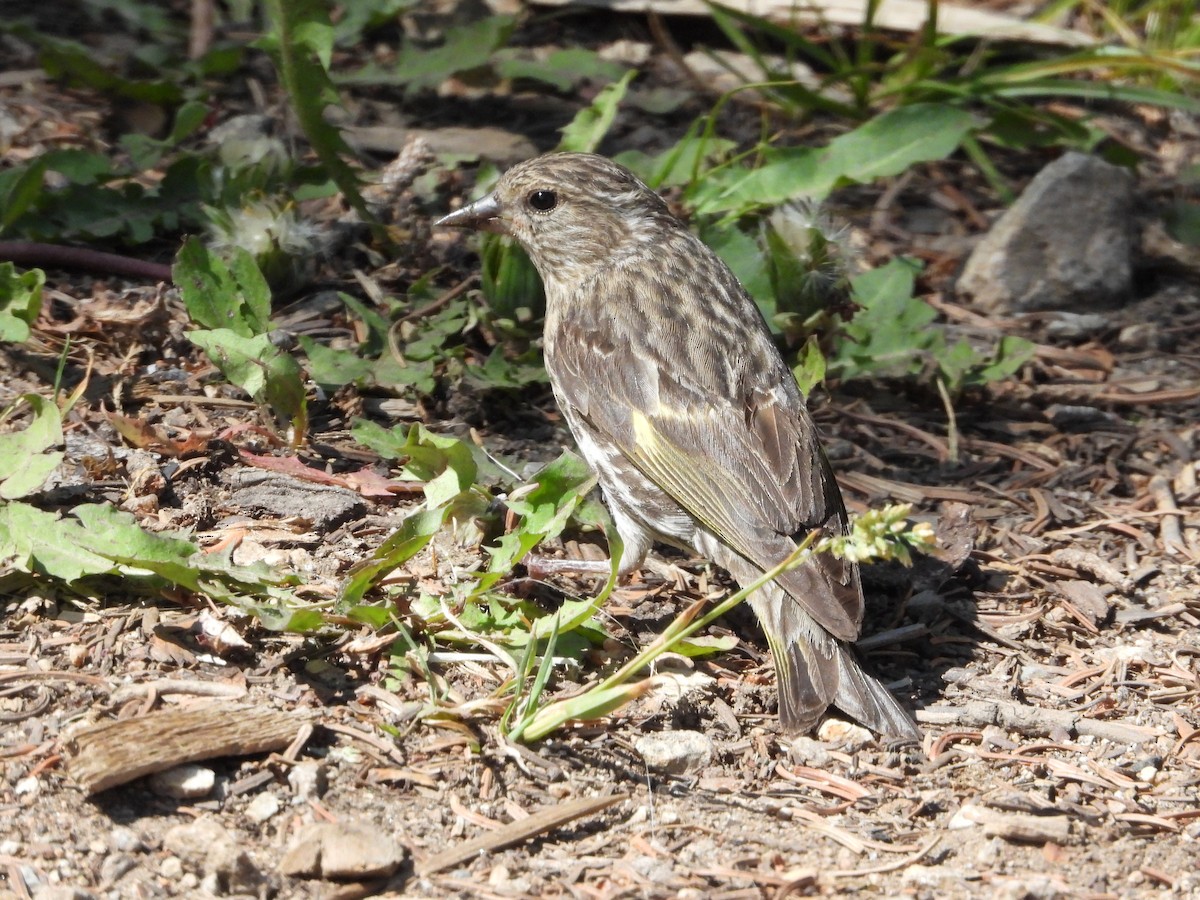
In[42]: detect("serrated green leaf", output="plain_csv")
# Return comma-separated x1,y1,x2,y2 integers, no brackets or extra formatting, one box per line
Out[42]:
189,328,307,432
0,159,48,234
0,264,44,344
792,335,827,395
0,394,63,499
175,238,272,337
0,502,116,583
298,335,374,390
557,69,637,154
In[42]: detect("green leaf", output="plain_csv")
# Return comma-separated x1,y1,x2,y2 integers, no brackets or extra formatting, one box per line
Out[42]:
835,258,939,379
822,103,975,184
14,25,184,104
963,335,1035,388
0,159,48,234
557,69,637,153
174,238,272,337
259,0,373,227
69,504,202,585
352,421,478,486
792,335,827,395
0,502,117,583
338,16,516,92
298,335,374,390
340,505,452,605
0,394,63,499
189,328,307,432
227,246,273,333
493,48,627,92
483,452,597,583
480,235,544,322
690,104,975,215
0,264,45,344
614,131,736,189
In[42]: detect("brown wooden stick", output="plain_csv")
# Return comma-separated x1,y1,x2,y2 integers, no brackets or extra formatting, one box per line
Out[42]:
0,241,173,282
416,794,626,875
64,705,305,794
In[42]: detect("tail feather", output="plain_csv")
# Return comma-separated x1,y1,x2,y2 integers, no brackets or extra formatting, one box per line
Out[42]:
706,537,918,739
828,642,921,740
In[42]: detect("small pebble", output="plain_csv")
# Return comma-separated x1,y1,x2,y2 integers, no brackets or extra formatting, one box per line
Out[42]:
288,760,327,803
786,736,830,767
245,792,281,823
159,857,184,880
149,765,215,800
817,719,873,749
108,827,143,854
634,731,714,775
15,776,40,798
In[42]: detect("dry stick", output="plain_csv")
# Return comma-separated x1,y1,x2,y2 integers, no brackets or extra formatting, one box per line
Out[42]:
1093,386,1200,404
916,698,1156,744
387,275,478,366
417,794,627,876
935,376,959,464
0,241,173,281
110,678,249,704
1147,474,1187,554
647,11,715,100
827,836,942,879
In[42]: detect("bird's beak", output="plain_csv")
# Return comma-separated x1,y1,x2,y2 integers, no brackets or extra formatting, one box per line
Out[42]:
435,192,508,234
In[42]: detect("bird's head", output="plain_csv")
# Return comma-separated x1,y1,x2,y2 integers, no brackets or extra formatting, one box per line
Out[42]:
436,152,676,284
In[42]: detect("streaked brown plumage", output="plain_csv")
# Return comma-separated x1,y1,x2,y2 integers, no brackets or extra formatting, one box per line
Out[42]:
437,152,918,739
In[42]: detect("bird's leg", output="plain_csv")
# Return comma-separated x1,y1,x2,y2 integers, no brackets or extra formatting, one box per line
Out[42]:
526,509,652,581
524,554,615,580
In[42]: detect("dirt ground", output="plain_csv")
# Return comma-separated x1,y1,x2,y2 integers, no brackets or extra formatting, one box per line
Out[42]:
2,5,1199,900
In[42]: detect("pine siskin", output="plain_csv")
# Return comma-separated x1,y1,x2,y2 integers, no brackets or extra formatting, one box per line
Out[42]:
437,153,919,739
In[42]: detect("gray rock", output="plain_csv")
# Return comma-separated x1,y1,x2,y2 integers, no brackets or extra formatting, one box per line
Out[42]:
279,821,407,880
226,471,367,532
162,818,263,894
957,153,1135,313
634,730,714,775
244,791,281,823
98,853,138,887
107,827,144,854
287,760,328,803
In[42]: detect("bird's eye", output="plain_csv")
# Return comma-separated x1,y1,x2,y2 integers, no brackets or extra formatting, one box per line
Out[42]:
527,190,558,212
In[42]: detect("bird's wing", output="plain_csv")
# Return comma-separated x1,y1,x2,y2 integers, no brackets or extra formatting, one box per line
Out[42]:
551,276,862,640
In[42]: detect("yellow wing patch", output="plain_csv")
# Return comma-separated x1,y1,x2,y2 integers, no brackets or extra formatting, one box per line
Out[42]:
626,409,763,564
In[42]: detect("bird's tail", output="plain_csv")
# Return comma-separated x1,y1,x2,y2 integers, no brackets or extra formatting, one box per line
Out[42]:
752,588,920,740
701,538,919,739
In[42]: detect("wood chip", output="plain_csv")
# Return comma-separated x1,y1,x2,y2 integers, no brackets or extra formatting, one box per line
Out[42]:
916,699,1158,744
64,705,304,794
416,794,627,876
981,811,1073,844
